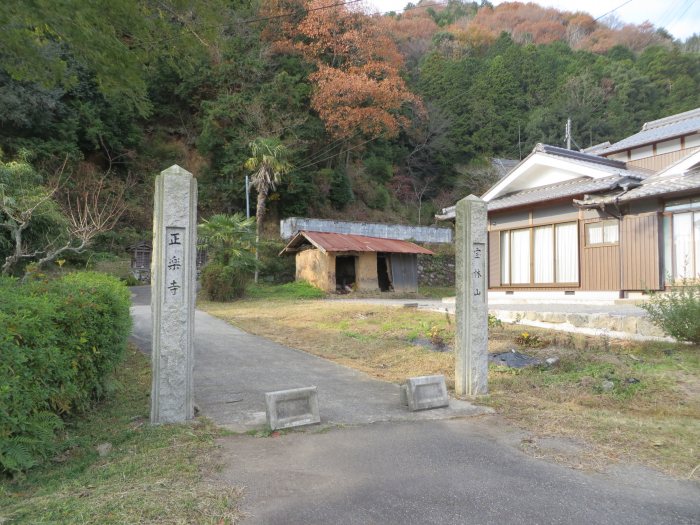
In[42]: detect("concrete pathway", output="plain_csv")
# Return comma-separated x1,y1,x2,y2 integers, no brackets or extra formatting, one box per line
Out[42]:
129,287,699,524
130,286,487,431
216,420,699,525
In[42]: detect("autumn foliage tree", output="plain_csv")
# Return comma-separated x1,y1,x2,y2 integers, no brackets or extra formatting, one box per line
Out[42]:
262,0,423,144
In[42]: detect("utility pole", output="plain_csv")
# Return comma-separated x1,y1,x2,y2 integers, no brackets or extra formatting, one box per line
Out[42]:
566,118,572,150
245,175,250,219
518,123,522,160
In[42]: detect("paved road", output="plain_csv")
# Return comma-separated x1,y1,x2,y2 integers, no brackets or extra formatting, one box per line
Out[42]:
217,420,699,525
129,287,699,524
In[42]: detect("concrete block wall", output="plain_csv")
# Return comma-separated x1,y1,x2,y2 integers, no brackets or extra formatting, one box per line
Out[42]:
280,217,453,244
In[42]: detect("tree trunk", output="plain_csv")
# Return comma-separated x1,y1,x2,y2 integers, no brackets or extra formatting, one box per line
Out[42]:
254,186,268,284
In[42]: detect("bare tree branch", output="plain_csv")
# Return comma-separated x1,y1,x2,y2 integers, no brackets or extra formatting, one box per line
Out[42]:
1,158,129,277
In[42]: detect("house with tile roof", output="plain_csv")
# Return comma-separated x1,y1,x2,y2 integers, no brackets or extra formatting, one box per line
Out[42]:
438,108,700,299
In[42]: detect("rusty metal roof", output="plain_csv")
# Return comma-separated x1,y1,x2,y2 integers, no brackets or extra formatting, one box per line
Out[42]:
280,231,434,255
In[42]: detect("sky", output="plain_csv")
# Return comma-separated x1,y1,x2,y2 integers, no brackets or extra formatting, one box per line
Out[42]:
366,0,700,40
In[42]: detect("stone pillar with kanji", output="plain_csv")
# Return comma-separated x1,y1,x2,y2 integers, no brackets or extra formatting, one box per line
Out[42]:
150,165,197,424
455,195,488,396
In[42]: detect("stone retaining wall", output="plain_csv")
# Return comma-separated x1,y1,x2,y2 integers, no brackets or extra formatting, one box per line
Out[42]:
418,253,455,287
492,310,667,339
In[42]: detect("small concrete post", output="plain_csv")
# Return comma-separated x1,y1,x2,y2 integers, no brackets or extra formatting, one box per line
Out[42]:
151,165,197,424
455,195,488,396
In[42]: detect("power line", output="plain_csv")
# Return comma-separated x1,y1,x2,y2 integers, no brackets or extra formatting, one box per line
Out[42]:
658,0,688,27
134,0,452,49
665,0,697,33
594,0,635,22
132,0,367,48
292,134,381,173
245,0,364,24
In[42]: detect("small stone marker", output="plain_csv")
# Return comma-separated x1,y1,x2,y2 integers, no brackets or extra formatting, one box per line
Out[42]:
265,386,321,430
405,375,449,411
151,165,197,424
455,195,489,396
400,384,409,406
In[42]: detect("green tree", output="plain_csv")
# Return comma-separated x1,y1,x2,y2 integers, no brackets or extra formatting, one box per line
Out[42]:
198,213,256,267
244,138,292,282
198,213,257,300
467,55,525,158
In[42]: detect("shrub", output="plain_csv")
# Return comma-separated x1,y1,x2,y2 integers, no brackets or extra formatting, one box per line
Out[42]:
258,240,295,284
641,283,700,344
329,168,354,209
201,263,250,301
364,157,393,182
488,314,502,329
367,184,390,210
0,272,131,474
198,214,256,301
515,331,545,348
44,272,132,407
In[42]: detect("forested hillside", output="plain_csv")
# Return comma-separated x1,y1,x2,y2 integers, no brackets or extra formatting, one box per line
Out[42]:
2,0,700,257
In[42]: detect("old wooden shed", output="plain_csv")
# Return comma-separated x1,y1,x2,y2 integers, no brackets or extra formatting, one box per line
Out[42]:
280,231,433,293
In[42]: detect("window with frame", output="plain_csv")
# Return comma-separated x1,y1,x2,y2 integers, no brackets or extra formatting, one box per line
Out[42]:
664,199,700,281
500,222,579,285
585,220,619,246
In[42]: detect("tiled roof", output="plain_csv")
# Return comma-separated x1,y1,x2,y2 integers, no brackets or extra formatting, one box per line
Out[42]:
538,144,627,168
436,176,629,219
576,170,700,206
582,141,611,154
601,108,700,154
487,175,623,211
280,231,434,255
436,145,650,219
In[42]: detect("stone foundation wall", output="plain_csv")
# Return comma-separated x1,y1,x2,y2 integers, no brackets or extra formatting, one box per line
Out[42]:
418,253,455,287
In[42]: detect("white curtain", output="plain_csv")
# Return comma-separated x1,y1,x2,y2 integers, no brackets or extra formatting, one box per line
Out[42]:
674,213,693,279
694,212,700,279
500,232,510,285
555,223,578,283
511,229,530,284
534,226,553,283
587,224,603,244
604,221,619,243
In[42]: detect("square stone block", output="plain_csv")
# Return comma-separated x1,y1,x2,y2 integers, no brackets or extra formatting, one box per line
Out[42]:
406,375,449,411
400,384,408,406
265,386,320,430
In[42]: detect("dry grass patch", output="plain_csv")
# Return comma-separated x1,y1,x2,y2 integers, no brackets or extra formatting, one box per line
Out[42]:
200,298,700,478
201,299,455,385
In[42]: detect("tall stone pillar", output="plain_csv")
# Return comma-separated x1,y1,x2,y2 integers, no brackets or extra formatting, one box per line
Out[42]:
455,195,488,396
151,165,197,424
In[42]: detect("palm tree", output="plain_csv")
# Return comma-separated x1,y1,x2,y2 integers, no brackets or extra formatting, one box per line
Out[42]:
244,137,292,282
198,213,256,268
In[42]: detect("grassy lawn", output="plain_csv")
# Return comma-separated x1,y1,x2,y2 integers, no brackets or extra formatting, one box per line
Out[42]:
200,296,700,478
0,346,242,525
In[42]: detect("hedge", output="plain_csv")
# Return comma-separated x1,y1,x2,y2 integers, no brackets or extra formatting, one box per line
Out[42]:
0,272,131,474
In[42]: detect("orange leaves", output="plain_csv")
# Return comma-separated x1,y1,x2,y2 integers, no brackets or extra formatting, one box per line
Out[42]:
260,0,421,141
310,64,417,140
445,2,667,53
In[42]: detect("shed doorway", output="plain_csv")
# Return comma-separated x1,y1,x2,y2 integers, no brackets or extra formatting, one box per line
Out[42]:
377,253,393,292
336,255,356,292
